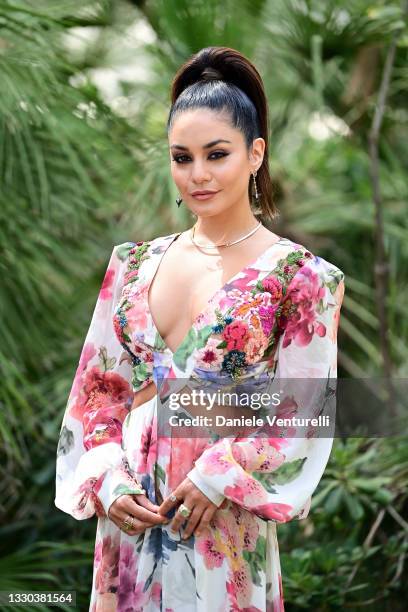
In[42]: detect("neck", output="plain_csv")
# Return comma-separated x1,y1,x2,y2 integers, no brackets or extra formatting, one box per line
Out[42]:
192,209,260,244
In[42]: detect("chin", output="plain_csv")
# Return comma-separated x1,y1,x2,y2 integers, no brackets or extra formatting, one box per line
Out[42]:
191,208,224,218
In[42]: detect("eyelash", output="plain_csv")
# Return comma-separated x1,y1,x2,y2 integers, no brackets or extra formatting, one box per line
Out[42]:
171,151,229,164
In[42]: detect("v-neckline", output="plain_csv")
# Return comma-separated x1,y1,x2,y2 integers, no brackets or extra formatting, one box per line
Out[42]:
146,231,285,357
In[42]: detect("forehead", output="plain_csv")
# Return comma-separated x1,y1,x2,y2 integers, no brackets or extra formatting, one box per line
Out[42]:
169,108,239,146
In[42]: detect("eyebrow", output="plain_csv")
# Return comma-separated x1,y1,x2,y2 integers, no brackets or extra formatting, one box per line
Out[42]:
170,139,232,151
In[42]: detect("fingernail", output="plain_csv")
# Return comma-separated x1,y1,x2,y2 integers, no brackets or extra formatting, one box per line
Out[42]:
195,531,201,537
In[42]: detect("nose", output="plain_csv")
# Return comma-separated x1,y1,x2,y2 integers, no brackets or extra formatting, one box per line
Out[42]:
190,159,211,184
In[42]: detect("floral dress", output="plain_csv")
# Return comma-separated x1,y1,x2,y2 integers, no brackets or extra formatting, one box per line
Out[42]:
55,231,345,612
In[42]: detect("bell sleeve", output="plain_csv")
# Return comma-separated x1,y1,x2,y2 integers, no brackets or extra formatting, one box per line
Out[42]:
187,256,345,522
54,243,146,521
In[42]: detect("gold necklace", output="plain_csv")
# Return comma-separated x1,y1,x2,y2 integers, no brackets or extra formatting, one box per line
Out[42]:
190,221,262,250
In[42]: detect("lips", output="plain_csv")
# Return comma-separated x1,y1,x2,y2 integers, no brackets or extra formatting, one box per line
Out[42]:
191,190,219,196
191,191,220,201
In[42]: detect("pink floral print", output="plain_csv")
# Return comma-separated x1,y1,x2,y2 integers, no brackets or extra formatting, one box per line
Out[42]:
196,337,224,369
223,320,250,351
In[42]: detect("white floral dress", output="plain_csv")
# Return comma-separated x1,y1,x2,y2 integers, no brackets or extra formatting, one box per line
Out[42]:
55,232,345,611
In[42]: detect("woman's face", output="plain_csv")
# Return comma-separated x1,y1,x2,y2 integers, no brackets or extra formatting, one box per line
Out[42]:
168,108,264,218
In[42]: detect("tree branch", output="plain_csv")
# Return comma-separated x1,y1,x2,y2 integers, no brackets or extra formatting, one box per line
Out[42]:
367,0,408,413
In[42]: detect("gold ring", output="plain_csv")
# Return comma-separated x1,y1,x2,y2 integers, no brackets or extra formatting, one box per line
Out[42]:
122,514,134,531
178,504,191,518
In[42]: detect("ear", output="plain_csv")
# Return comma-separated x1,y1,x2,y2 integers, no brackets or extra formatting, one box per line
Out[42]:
249,137,265,170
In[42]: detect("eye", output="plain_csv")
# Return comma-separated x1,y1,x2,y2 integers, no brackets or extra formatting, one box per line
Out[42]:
171,154,189,164
171,151,229,163
209,151,228,160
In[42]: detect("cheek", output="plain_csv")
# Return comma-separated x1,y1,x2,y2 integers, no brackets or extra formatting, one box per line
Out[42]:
221,153,247,177
217,161,248,190
171,165,187,188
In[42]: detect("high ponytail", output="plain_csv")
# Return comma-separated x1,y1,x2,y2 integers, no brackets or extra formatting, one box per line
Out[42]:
167,46,278,222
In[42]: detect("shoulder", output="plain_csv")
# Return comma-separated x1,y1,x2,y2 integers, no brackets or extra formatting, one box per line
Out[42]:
279,236,344,282
275,237,345,311
115,232,179,256
112,233,179,279
112,241,140,262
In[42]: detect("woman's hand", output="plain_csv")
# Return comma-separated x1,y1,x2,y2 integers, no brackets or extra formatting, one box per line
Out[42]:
108,493,169,535
158,477,218,539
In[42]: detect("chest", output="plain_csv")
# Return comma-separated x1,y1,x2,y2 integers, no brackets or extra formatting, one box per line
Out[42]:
116,234,307,383
147,241,266,346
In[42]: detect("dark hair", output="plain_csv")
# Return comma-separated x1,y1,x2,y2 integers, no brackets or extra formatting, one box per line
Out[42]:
166,46,277,222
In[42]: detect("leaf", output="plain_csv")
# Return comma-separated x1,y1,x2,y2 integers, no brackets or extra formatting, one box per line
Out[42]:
132,362,150,384
311,481,338,507
272,457,307,485
255,280,266,291
56,425,74,457
154,331,168,351
325,487,344,514
112,484,144,498
316,298,325,314
98,345,116,370
349,477,391,492
195,325,214,348
117,242,135,261
106,357,116,370
174,326,213,371
253,472,277,493
154,462,166,484
243,535,266,586
344,493,365,520
253,458,307,490
373,488,394,505
216,340,227,348
173,328,198,371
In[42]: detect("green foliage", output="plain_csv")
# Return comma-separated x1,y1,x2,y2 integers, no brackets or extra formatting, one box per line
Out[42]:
279,437,408,609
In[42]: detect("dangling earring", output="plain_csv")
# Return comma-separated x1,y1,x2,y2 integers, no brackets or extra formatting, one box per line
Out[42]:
176,196,182,208
252,171,260,204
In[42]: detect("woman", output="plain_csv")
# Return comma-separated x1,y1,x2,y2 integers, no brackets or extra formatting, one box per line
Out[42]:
55,46,345,611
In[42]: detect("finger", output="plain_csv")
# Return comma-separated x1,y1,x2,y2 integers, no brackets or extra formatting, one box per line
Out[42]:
132,519,160,533
114,509,164,535
120,497,169,525
169,502,194,533
133,505,170,525
108,494,134,520
195,506,217,536
181,506,205,540
158,495,180,516
135,494,162,514
119,517,154,536
158,491,182,516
